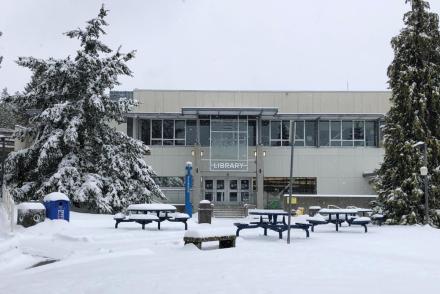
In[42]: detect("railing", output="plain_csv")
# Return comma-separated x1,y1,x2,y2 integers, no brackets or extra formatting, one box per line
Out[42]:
1,182,15,232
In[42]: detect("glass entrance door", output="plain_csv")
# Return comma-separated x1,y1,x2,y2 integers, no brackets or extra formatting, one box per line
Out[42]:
204,178,251,204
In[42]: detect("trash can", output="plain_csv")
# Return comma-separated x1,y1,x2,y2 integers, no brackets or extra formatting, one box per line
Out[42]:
43,192,70,221
17,202,46,228
308,206,321,216
198,200,213,224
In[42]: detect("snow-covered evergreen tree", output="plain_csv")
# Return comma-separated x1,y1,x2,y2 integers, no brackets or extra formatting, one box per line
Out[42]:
4,6,165,213
374,0,440,226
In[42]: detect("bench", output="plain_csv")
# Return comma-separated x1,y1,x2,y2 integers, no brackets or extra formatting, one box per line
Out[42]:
184,235,236,249
371,214,384,226
347,217,371,233
114,213,159,230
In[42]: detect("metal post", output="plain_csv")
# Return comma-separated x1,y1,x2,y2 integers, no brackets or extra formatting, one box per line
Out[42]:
287,122,296,244
424,143,429,224
0,136,5,200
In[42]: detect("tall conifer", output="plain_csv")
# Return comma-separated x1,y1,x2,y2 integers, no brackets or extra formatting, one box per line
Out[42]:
374,0,440,225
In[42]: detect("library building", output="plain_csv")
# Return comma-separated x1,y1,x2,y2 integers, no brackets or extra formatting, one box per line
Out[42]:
111,90,389,211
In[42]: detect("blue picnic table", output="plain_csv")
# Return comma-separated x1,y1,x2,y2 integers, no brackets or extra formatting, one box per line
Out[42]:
234,209,310,239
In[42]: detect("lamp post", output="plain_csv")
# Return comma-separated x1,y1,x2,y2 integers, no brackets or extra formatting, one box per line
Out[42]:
287,122,296,244
420,143,429,225
0,135,5,200
413,141,429,224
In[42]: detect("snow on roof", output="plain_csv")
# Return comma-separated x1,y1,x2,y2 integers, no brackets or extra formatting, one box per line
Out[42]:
127,204,176,211
16,202,45,210
43,192,70,202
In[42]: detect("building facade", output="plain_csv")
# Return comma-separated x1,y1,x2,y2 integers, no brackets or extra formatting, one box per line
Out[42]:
114,90,390,209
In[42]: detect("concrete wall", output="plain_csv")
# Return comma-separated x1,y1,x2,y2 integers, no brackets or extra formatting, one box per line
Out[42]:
132,90,391,114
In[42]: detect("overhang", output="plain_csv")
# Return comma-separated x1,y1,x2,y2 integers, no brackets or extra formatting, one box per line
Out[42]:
181,107,279,116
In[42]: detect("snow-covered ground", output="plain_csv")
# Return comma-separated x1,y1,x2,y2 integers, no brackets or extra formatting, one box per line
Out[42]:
1,212,439,294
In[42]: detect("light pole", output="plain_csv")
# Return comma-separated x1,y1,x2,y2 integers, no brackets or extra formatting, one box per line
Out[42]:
413,141,429,224
420,143,429,224
287,121,296,244
0,135,5,200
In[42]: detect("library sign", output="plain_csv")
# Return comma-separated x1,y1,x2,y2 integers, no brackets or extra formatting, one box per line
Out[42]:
210,160,248,172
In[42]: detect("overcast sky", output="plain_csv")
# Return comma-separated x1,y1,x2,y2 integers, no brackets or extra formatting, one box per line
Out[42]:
1,0,440,93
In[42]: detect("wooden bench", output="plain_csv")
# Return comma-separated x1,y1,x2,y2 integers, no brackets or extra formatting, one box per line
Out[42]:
184,235,236,249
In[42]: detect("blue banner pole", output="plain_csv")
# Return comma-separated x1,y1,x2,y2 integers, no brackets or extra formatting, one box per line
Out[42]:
185,162,193,217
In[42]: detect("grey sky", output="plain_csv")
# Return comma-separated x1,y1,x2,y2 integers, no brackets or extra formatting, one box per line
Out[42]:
1,0,440,92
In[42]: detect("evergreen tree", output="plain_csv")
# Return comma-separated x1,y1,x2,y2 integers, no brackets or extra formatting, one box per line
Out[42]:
374,0,440,226
4,6,165,213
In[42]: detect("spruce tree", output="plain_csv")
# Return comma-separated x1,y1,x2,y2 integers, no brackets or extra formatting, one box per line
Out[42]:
5,6,165,213
374,0,440,226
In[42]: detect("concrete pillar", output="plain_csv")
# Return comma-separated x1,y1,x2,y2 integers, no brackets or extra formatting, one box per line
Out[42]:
256,144,264,208
192,144,202,211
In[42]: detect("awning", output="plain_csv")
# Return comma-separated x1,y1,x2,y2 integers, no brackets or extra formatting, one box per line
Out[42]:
181,107,279,116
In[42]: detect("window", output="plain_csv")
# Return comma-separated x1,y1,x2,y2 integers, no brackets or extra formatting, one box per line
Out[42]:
151,120,162,145
200,120,210,146
262,120,270,145
153,177,184,187
127,117,133,138
353,121,364,146
294,121,304,146
248,120,256,146
342,120,353,146
319,121,330,146
365,121,376,147
330,121,341,146
174,120,185,145
186,120,197,145
270,120,281,146
264,177,317,194
305,121,316,146
139,119,150,145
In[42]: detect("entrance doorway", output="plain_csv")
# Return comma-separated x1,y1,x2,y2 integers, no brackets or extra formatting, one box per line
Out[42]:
203,178,251,205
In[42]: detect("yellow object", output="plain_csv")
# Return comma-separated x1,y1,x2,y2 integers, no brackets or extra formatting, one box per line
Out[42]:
287,197,297,205
296,207,305,215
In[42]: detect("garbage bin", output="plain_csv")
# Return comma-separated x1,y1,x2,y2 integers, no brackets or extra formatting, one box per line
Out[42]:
17,202,46,228
43,192,70,221
198,200,213,224
308,206,321,216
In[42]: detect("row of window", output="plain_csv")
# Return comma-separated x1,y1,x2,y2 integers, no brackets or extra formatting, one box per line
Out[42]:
127,118,381,147
153,176,316,195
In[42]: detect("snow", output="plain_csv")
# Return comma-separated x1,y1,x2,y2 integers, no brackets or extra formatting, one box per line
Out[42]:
127,204,176,211
0,212,440,294
352,217,371,223
184,227,236,238
43,192,70,202
200,200,211,204
128,214,158,221
16,202,45,210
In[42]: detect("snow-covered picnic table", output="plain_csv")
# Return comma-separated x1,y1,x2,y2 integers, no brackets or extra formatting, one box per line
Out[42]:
114,204,190,230
310,208,371,232
234,209,310,239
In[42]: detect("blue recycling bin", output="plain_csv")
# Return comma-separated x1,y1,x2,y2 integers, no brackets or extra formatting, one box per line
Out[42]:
43,192,70,221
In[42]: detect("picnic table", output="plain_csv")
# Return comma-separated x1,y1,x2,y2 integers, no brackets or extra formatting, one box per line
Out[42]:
114,204,189,230
310,208,371,232
234,209,310,239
